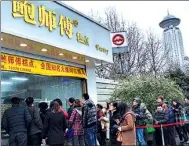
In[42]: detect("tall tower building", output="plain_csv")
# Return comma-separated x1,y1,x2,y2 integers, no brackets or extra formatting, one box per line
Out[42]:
184,56,189,75
159,12,185,70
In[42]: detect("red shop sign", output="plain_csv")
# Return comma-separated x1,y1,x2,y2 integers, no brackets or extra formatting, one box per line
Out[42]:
112,34,125,46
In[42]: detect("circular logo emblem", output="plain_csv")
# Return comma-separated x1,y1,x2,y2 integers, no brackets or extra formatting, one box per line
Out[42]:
112,34,125,46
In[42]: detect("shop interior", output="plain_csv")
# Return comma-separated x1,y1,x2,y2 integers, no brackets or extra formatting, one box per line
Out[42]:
1,71,84,109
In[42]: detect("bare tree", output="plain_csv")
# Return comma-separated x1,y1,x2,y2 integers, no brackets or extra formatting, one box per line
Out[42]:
89,7,128,79
125,24,147,75
88,9,104,25
103,7,127,32
145,30,166,77
89,7,165,79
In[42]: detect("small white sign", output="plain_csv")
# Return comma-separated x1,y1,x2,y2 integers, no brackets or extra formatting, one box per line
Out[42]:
110,32,128,48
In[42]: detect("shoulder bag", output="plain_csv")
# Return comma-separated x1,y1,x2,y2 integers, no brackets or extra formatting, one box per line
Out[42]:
66,109,77,139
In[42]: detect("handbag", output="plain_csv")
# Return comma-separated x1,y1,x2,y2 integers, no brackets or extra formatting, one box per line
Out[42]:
66,109,78,139
116,131,122,142
146,124,155,133
116,118,123,142
66,128,74,139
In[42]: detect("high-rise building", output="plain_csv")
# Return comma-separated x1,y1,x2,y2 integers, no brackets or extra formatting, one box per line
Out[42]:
159,12,185,70
184,56,189,75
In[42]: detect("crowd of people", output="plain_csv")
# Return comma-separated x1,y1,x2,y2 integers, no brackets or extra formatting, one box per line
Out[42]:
2,94,189,146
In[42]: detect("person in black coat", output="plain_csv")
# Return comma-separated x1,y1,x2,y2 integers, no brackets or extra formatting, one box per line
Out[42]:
38,102,48,125
154,105,169,146
67,97,75,119
109,101,121,146
172,99,188,143
2,97,32,146
42,101,68,146
25,97,43,146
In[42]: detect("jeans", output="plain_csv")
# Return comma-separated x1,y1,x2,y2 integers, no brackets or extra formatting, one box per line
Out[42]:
9,132,27,146
28,132,42,146
72,135,84,146
84,126,97,146
136,128,146,146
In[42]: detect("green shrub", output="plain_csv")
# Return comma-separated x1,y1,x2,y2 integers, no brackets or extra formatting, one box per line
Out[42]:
112,76,184,111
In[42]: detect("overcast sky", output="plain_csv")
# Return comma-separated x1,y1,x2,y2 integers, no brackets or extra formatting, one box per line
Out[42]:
64,1,189,56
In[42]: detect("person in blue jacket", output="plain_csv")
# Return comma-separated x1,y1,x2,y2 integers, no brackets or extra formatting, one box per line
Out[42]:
162,102,176,146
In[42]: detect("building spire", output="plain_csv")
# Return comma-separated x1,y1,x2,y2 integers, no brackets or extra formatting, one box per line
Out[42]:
167,9,169,15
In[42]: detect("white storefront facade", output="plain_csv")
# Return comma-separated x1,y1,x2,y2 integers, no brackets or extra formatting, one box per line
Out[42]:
1,1,112,107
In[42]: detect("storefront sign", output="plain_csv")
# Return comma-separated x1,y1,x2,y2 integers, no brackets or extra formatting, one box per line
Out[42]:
2,1,113,63
1,53,87,79
12,1,89,43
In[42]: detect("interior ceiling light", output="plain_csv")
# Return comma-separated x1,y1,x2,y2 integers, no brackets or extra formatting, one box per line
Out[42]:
73,56,77,60
41,48,48,52
59,53,64,56
11,77,28,81
85,60,90,63
20,43,27,47
1,81,12,85
1,37,3,41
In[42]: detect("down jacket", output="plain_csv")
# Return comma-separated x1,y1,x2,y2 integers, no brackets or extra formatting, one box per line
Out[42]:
2,105,32,135
154,109,169,124
82,99,97,128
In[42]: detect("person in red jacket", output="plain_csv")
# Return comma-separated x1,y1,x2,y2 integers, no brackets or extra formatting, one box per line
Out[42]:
53,98,69,119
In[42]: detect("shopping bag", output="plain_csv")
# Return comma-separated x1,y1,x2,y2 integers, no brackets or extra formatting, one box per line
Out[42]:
66,128,74,139
146,124,155,133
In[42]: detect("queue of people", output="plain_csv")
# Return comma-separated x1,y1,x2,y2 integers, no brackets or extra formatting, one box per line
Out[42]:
2,94,189,146
107,96,189,146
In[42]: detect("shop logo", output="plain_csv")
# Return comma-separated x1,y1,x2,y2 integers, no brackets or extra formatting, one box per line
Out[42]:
112,34,125,46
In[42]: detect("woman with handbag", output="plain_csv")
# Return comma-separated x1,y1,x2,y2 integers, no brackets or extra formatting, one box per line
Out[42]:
116,102,136,146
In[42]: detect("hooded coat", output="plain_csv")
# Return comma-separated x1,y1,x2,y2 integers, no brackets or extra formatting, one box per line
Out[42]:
120,111,136,146
132,102,151,126
140,103,154,142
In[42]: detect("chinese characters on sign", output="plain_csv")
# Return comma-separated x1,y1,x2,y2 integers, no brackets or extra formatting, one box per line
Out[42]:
59,15,73,39
11,1,91,46
1,53,87,78
1,54,35,68
12,1,89,43
40,62,85,75
76,32,89,45
38,5,56,32
12,1,36,25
